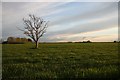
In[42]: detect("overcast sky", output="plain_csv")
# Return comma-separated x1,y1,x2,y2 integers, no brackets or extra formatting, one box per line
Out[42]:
2,2,118,42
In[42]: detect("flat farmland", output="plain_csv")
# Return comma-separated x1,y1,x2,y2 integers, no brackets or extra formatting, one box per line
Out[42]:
2,43,119,79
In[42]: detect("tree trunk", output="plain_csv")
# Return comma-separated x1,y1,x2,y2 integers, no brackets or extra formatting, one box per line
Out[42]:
35,41,39,49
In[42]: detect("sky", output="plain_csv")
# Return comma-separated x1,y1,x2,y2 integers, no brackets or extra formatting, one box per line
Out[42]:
1,1,118,42
1,0,119,2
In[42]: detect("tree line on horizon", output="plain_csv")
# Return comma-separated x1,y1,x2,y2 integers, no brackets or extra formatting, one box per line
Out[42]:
1,14,119,48
1,37,32,44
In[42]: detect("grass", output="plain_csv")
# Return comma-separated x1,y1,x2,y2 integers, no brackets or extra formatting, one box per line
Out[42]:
2,42,120,79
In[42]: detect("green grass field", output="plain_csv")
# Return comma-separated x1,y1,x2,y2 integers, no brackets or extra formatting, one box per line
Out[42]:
2,43,120,79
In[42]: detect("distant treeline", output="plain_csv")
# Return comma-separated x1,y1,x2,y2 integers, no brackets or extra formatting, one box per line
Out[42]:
2,37,32,44
1,38,119,44
68,40,92,43
113,41,120,43
67,40,120,43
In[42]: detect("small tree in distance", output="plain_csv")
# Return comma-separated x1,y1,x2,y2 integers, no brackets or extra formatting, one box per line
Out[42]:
21,14,48,48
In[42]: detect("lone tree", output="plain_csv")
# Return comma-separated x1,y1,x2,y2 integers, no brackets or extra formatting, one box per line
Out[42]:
22,14,48,48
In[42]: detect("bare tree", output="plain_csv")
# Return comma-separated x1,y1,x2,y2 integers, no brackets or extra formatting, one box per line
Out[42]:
21,14,48,48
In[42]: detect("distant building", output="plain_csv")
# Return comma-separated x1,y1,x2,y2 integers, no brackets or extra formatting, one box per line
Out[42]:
7,37,32,44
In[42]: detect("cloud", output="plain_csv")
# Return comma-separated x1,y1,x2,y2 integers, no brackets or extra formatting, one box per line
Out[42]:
2,2,118,42
2,2,68,38
45,2,118,39
49,2,117,27
2,0,119,2
46,15,117,38
46,27,118,42
2,2,68,26
90,34,118,42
